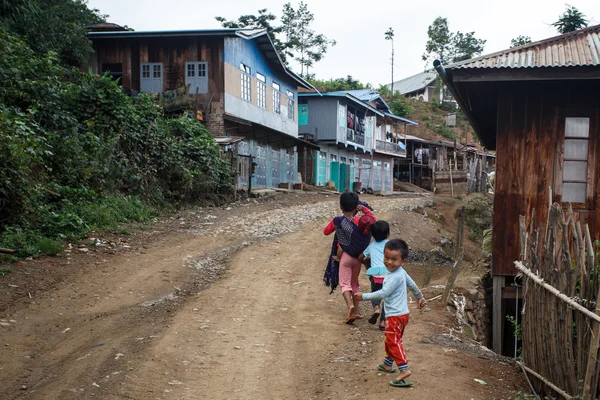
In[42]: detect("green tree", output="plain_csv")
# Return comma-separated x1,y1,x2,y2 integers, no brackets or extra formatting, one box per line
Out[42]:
452,31,486,62
510,35,532,48
216,2,335,74
307,75,368,92
385,27,395,97
423,16,486,64
215,8,284,59
1,0,105,66
423,17,453,64
552,5,588,34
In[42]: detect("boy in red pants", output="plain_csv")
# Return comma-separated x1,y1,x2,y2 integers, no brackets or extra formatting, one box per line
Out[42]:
354,239,425,387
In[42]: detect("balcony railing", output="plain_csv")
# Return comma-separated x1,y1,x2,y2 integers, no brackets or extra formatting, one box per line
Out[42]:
376,139,406,157
347,129,365,146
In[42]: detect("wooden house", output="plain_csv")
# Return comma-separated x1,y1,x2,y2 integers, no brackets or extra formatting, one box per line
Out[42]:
87,26,318,191
297,90,416,192
436,25,600,354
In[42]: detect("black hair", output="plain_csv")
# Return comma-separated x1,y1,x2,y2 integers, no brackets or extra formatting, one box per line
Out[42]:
385,238,409,260
371,220,390,242
340,191,359,212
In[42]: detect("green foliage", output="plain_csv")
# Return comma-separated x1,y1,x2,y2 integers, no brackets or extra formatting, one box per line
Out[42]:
506,314,522,356
1,0,105,66
0,30,234,260
423,16,486,64
307,75,369,92
553,5,588,34
511,35,532,48
0,267,11,276
432,124,456,139
389,96,413,118
463,194,493,241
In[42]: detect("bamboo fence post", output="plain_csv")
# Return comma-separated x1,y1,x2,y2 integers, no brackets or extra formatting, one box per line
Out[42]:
449,160,454,197
582,225,600,400
522,364,573,400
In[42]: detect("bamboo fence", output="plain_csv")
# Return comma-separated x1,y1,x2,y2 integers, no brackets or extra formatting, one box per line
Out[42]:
516,200,600,400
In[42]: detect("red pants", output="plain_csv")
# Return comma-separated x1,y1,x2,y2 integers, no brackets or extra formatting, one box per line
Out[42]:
385,314,409,369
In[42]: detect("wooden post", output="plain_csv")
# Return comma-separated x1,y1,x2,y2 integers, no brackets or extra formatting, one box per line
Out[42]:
449,160,455,197
493,275,505,354
422,250,437,288
478,156,484,193
432,160,437,192
443,207,465,304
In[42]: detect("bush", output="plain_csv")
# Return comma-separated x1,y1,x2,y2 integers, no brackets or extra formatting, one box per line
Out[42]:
0,31,233,260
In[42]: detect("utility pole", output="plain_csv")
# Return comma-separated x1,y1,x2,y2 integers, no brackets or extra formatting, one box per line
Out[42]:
385,28,395,99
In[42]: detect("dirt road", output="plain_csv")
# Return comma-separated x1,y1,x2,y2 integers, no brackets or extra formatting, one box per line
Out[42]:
0,193,526,399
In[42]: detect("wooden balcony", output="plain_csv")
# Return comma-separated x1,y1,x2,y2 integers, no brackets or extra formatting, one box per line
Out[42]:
375,139,406,157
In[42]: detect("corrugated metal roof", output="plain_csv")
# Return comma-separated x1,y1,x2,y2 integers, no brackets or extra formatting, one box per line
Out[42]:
449,24,600,69
386,71,437,94
326,90,418,125
214,136,245,145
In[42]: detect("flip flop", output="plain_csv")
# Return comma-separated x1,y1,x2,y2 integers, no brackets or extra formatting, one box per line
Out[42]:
379,324,386,331
389,379,413,388
377,364,396,373
368,312,381,324
345,316,357,324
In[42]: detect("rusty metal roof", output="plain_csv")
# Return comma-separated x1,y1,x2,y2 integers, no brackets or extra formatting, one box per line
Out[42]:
449,24,600,69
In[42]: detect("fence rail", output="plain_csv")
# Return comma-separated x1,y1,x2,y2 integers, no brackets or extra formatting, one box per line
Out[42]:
517,198,600,400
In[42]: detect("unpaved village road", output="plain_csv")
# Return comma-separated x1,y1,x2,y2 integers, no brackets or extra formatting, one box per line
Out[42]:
0,193,527,399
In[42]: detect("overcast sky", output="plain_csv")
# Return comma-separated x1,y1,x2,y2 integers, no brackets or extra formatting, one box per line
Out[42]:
87,0,599,86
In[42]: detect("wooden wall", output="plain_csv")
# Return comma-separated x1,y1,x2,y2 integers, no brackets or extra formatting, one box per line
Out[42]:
492,80,600,276
93,36,224,106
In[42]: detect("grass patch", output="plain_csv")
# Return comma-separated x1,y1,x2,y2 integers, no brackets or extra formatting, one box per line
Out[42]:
0,267,11,277
0,194,156,259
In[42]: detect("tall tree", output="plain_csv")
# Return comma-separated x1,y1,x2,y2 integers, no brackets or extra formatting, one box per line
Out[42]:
1,0,105,66
215,2,334,74
215,8,284,59
422,16,486,65
385,27,394,98
452,31,486,62
552,5,588,34
423,17,453,65
510,35,532,48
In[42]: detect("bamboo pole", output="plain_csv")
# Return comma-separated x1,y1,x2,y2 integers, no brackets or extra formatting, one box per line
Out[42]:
514,261,600,324
449,159,454,197
582,228,600,400
522,364,573,400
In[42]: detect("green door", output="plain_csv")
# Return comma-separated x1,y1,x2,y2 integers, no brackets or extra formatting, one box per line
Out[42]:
349,165,355,190
330,161,340,191
339,163,347,192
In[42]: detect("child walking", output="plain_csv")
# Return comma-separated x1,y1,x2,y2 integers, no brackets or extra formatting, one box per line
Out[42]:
359,220,390,331
354,239,425,388
324,192,375,324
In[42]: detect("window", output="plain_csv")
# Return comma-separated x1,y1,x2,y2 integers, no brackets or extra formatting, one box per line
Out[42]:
272,82,281,114
141,63,163,93
562,117,590,204
256,73,266,109
185,62,208,94
331,154,337,162
286,90,294,120
240,63,251,102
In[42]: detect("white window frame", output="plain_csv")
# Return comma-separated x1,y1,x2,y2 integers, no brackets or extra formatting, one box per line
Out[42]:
561,117,590,205
185,62,208,94
286,90,294,120
272,82,281,114
240,63,251,102
141,62,163,93
256,73,266,109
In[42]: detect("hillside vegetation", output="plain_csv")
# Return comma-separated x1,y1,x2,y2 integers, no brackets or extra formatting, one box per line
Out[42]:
0,2,233,260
